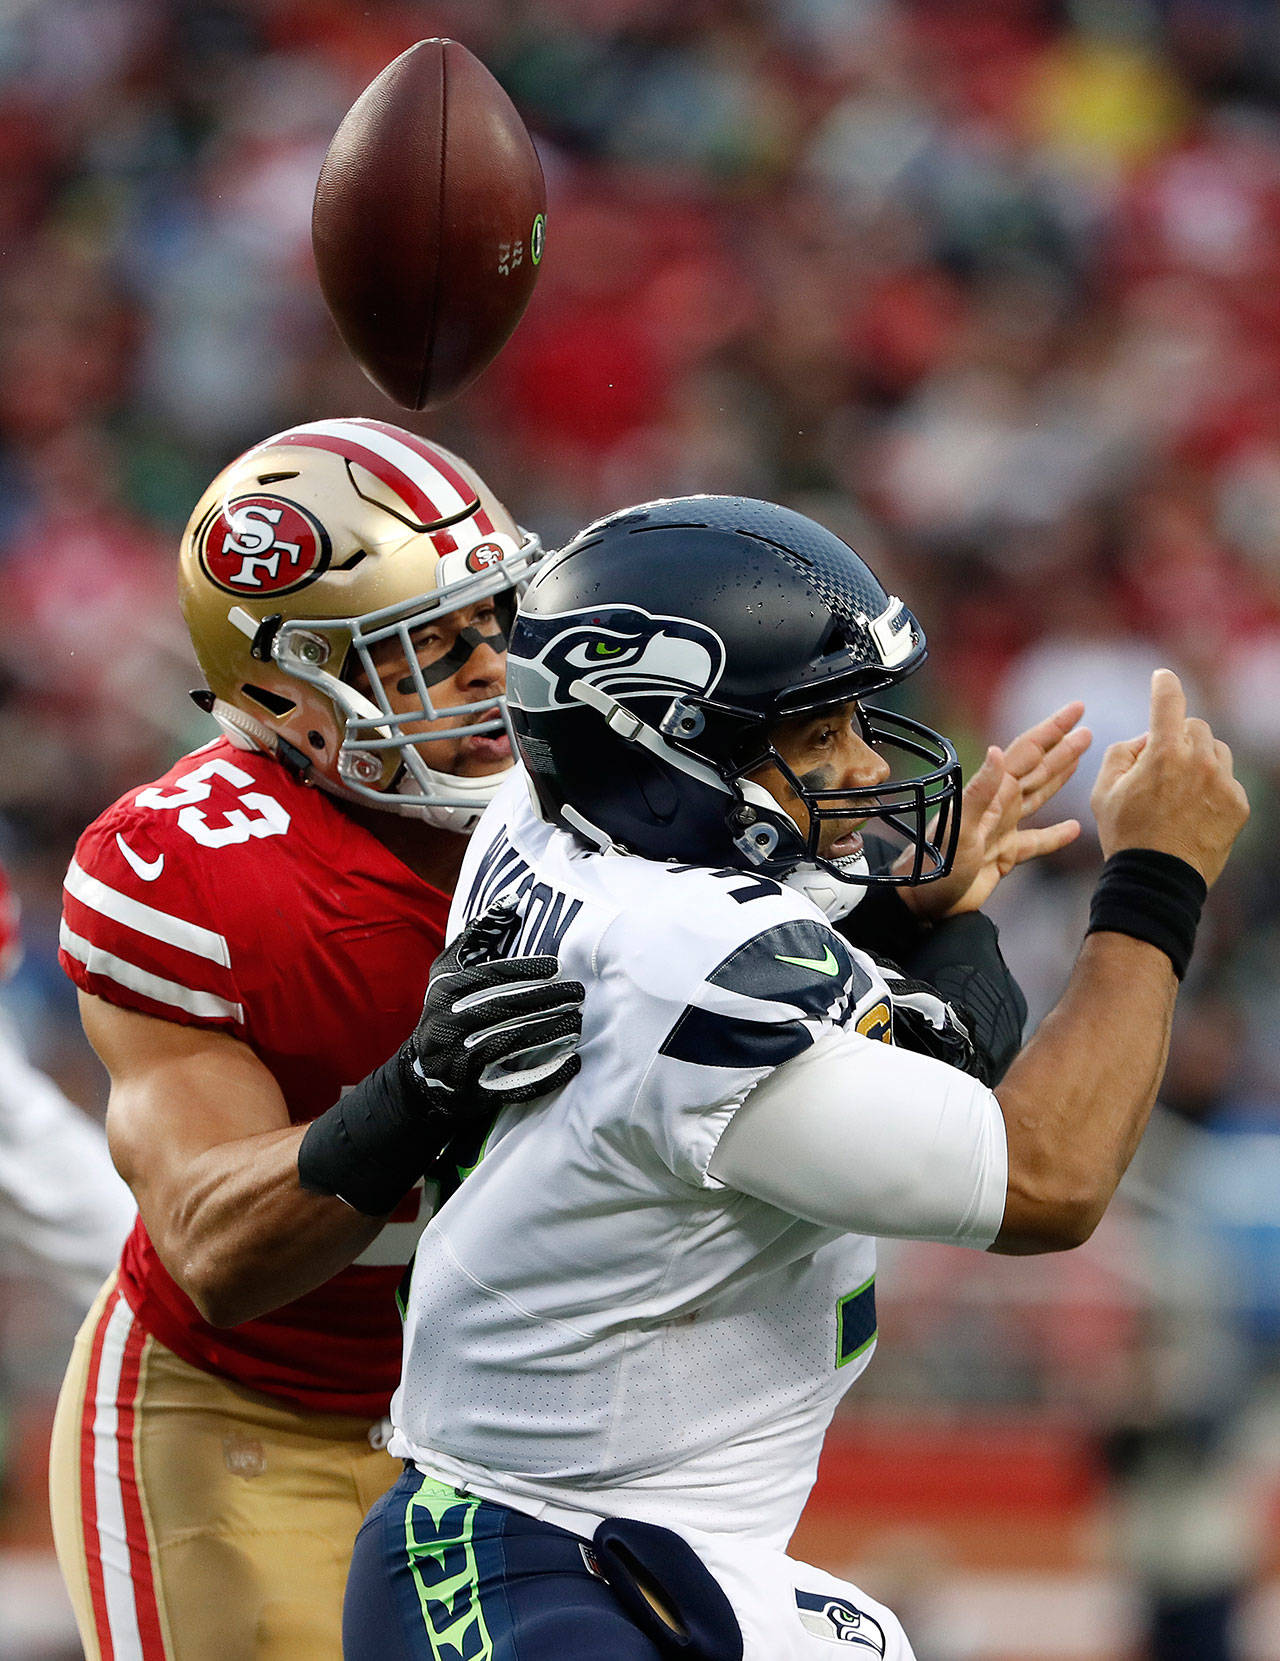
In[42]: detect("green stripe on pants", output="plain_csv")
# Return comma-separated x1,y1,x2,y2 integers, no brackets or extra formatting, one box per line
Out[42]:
404,1480,496,1661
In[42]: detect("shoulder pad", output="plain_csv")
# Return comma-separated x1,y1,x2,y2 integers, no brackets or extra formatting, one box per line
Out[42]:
658,920,872,1071
60,767,258,1029
705,918,870,1020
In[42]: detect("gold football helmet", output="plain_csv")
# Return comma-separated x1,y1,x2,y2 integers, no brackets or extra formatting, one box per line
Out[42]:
178,417,541,831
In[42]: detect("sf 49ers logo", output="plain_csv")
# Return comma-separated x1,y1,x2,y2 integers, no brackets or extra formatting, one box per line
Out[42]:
197,495,331,595
465,540,509,573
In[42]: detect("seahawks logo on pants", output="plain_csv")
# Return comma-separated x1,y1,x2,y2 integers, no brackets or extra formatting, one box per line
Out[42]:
796,1590,887,1651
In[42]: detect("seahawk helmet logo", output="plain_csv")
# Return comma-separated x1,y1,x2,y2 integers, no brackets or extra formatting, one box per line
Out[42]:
508,604,727,713
795,1590,887,1652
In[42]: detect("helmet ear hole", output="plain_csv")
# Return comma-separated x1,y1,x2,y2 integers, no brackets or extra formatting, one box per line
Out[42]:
242,684,297,718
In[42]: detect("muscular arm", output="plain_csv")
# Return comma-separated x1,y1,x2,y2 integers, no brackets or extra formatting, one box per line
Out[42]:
989,932,1175,1254
708,932,1177,1257
993,670,1246,1252
718,674,1243,1257
85,993,383,1327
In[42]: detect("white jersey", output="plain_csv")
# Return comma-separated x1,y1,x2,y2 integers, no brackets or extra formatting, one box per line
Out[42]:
390,772,1005,1548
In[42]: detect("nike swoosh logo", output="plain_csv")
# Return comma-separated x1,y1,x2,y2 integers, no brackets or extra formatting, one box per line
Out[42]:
775,946,840,977
116,833,164,882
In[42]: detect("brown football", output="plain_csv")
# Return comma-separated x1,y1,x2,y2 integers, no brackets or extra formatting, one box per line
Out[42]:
312,39,546,410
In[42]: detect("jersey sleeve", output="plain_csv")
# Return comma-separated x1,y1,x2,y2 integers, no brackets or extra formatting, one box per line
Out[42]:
708,1027,1009,1248
637,911,874,1189
59,798,249,1033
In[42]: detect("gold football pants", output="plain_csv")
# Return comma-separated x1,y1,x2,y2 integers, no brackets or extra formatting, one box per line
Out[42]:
49,1275,400,1661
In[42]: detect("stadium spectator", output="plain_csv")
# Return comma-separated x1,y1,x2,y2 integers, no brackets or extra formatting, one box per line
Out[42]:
0,860,133,1310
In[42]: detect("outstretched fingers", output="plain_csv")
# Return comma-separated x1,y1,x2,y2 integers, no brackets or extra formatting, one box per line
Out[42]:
452,972,585,1020
1017,725,1093,814
1003,701,1086,777
1003,702,1092,811
962,746,1008,823
1008,817,1082,868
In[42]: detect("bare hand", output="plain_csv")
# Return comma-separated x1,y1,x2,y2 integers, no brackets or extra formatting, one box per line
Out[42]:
1091,670,1249,888
901,701,1093,919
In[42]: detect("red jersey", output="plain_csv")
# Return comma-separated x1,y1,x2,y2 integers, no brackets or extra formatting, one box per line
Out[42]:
59,738,451,1415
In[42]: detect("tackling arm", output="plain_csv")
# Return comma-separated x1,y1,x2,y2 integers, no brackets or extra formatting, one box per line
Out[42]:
90,903,585,1327
88,994,379,1327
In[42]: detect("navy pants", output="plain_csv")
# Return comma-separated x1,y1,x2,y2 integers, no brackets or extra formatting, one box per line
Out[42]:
343,1464,664,1661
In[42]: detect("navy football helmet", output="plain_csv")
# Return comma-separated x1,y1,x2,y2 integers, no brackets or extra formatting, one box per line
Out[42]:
506,496,961,909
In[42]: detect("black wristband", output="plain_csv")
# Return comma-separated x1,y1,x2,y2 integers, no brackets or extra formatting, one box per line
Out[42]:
1086,849,1207,981
298,1054,445,1217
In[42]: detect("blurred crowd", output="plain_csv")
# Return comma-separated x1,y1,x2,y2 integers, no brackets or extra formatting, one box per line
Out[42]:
4,0,1280,1652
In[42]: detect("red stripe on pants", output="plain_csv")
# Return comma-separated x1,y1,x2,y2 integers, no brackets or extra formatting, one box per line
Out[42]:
79,1288,118,1661
114,1314,165,1656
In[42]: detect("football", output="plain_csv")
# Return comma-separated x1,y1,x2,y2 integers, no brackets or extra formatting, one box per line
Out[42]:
312,39,546,410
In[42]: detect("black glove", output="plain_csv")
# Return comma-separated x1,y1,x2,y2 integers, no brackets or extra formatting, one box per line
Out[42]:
298,904,585,1216
901,911,1026,1086
865,950,980,1076
838,849,1027,1086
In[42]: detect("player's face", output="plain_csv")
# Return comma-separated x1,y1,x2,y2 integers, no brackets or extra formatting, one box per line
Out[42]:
749,700,891,859
353,597,511,779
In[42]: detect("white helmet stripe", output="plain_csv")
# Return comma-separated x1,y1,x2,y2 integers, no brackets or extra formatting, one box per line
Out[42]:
352,419,497,536
264,419,478,527
349,419,477,500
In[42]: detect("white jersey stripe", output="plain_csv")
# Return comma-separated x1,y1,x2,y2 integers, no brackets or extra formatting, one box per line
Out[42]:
60,923,243,1023
92,1294,146,1661
65,860,231,967
278,419,475,520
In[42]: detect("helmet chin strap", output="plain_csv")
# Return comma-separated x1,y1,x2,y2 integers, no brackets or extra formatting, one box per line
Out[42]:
209,698,279,754
398,764,509,833
780,856,869,923
324,751,508,832
736,779,869,922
